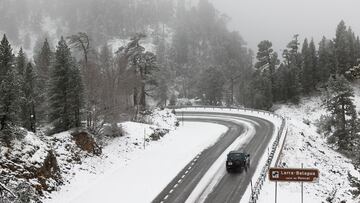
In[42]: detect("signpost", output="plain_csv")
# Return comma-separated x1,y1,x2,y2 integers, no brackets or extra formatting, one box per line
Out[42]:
269,167,319,182
269,167,319,203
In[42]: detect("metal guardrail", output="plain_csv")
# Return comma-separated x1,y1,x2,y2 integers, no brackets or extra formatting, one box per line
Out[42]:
166,105,287,203
249,117,287,203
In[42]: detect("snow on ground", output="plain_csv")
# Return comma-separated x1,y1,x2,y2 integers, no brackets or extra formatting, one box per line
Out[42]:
257,95,360,203
45,122,228,203
143,108,179,130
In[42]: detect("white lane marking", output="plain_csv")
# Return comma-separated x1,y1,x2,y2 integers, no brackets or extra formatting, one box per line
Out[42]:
181,175,185,178
174,183,178,188
185,170,189,174
188,166,192,170
169,189,174,194
177,179,182,183
164,195,169,200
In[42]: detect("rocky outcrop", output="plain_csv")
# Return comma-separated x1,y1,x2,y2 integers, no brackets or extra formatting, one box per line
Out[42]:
72,132,102,156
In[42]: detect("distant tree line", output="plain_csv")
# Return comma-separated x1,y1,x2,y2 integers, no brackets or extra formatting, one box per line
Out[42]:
0,0,174,46
252,21,360,110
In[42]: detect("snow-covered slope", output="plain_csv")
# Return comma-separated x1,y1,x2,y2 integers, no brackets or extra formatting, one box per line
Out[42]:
45,122,227,203
258,94,360,203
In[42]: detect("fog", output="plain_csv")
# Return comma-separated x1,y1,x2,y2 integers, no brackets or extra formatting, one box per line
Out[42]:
211,0,360,53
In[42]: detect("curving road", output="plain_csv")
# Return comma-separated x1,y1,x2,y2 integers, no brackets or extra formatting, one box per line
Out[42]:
152,111,274,203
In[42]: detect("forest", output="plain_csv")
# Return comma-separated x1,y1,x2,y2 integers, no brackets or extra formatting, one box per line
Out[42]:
1,0,360,163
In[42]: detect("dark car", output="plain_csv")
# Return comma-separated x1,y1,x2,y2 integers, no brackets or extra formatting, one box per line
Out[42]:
226,151,250,172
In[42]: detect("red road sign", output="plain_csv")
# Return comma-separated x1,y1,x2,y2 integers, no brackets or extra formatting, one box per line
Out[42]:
269,168,319,182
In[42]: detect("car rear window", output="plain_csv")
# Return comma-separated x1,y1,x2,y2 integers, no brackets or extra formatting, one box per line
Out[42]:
228,153,246,160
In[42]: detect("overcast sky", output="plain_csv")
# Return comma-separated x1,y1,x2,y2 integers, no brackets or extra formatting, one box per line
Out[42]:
211,0,360,54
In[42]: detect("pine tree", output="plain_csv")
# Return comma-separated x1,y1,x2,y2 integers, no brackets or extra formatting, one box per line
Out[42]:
346,27,357,68
16,47,26,75
35,38,52,123
273,63,288,102
67,61,84,128
323,75,357,150
125,34,158,111
16,47,29,129
301,38,312,93
0,34,20,131
355,36,360,61
318,37,336,83
22,63,37,132
335,20,350,75
49,37,82,132
35,39,52,83
301,38,319,93
309,39,319,87
250,70,273,110
198,66,225,105
255,40,279,101
283,35,302,103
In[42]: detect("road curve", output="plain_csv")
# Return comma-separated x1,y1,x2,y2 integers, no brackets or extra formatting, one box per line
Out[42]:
152,111,274,203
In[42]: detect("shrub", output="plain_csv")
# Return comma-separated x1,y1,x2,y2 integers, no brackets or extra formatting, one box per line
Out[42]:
315,115,334,136
102,123,123,138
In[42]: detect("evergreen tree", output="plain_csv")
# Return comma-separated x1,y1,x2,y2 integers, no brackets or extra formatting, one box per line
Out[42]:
309,39,319,87
49,37,82,132
68,61,84,128
273,63,288,101
323,75,357,150
346,27,357,68
22,63,37,132
198,66,225,105
35,38,52,123
255,40,279,101
16,47,26,75
0,35,20,131
335,20,350,75
282,35,302,103
301,38,312,93
35,39,52,83
318,37,336,82
250,70,273,110
16,47,28,128
355,36,360,61
301,38,318,93
124,34,159,111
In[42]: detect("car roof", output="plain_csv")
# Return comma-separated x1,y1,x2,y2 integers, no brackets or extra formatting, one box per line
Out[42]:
228,150,246,154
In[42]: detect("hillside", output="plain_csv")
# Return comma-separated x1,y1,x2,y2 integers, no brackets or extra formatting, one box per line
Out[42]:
257,86,360,203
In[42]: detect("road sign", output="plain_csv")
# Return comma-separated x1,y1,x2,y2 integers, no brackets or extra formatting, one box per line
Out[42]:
269,168,319,182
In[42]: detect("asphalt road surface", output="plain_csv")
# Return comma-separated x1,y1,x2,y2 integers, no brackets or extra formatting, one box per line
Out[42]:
152,111,274,203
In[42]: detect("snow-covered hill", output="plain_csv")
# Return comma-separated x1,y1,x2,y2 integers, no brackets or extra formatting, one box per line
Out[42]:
258,91,360,203
0,108,179,202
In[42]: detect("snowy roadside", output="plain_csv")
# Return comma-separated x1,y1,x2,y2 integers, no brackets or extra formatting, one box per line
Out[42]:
45,122,228,203
257,96,360,203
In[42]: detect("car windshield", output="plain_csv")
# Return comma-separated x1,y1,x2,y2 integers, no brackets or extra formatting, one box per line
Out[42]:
228,153,246,160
